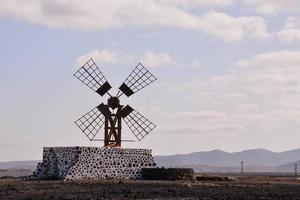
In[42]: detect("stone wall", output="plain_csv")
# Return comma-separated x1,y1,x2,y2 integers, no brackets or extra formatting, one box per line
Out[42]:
34,146,156,180
142,168,194,181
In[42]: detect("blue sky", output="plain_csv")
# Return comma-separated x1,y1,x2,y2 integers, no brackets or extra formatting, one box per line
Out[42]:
1,0,300,161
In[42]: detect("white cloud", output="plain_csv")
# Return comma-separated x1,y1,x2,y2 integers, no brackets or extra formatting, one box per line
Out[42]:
176,111,227,119
231,51,300,96
165,123,245,136
76,49,135,67
161,50,300,139
141,51,176,67
278,16,300,43
137,32,169,39
155,0,234,9
0,0,198,29
77,50,121,66
76,49,178,68
234,50,300,99
243,0,300,15
237,50,300,69
0,0,270,42
199,12,270,42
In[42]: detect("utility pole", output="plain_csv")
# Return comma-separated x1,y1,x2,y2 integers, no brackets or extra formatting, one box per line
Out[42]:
295,163,298,178
241,161,244,176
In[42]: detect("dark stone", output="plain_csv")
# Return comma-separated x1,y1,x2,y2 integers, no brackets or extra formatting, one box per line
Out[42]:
142,168,194,181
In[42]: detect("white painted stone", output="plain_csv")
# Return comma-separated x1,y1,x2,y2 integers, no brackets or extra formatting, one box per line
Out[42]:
34,146,156,180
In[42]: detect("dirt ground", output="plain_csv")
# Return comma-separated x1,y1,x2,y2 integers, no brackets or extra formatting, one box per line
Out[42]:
1,176,300,200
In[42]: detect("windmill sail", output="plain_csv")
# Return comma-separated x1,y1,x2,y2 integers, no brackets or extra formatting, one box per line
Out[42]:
75,107,105,141
74,58,112,96
118,63,157,97
122,106,156,141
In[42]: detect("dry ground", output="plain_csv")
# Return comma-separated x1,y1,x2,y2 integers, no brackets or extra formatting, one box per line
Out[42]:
1,176,300,200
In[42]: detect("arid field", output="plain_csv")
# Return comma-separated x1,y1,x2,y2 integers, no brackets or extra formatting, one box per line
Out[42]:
1,175,300,200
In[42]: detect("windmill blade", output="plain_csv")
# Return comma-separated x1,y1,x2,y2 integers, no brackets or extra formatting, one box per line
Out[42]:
121,105,156,141
74,106,105,141
74,58,112,96
117,63,157,97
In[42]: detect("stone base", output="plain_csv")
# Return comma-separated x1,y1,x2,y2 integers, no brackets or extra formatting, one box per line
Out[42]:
33,146,156,180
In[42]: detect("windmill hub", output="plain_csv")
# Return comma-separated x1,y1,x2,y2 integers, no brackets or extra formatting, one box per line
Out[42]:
108,96,120,109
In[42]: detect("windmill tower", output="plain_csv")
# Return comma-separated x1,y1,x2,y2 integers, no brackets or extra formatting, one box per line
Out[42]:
34,58,158,180
73,58,157,147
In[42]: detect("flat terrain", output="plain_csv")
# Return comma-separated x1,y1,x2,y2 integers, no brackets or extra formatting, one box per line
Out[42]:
1,176,300,200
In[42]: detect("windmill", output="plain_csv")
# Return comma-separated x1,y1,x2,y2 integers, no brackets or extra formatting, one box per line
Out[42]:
73,58,157,147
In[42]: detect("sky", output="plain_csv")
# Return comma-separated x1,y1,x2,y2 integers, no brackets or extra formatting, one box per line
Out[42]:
1,0,300,162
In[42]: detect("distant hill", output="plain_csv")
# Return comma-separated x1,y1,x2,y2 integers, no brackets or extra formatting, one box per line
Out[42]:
275,160,300,173
154,148,300,172
179,164,276,173
1,148,300,175
0,169,33,177
0,160,39,171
